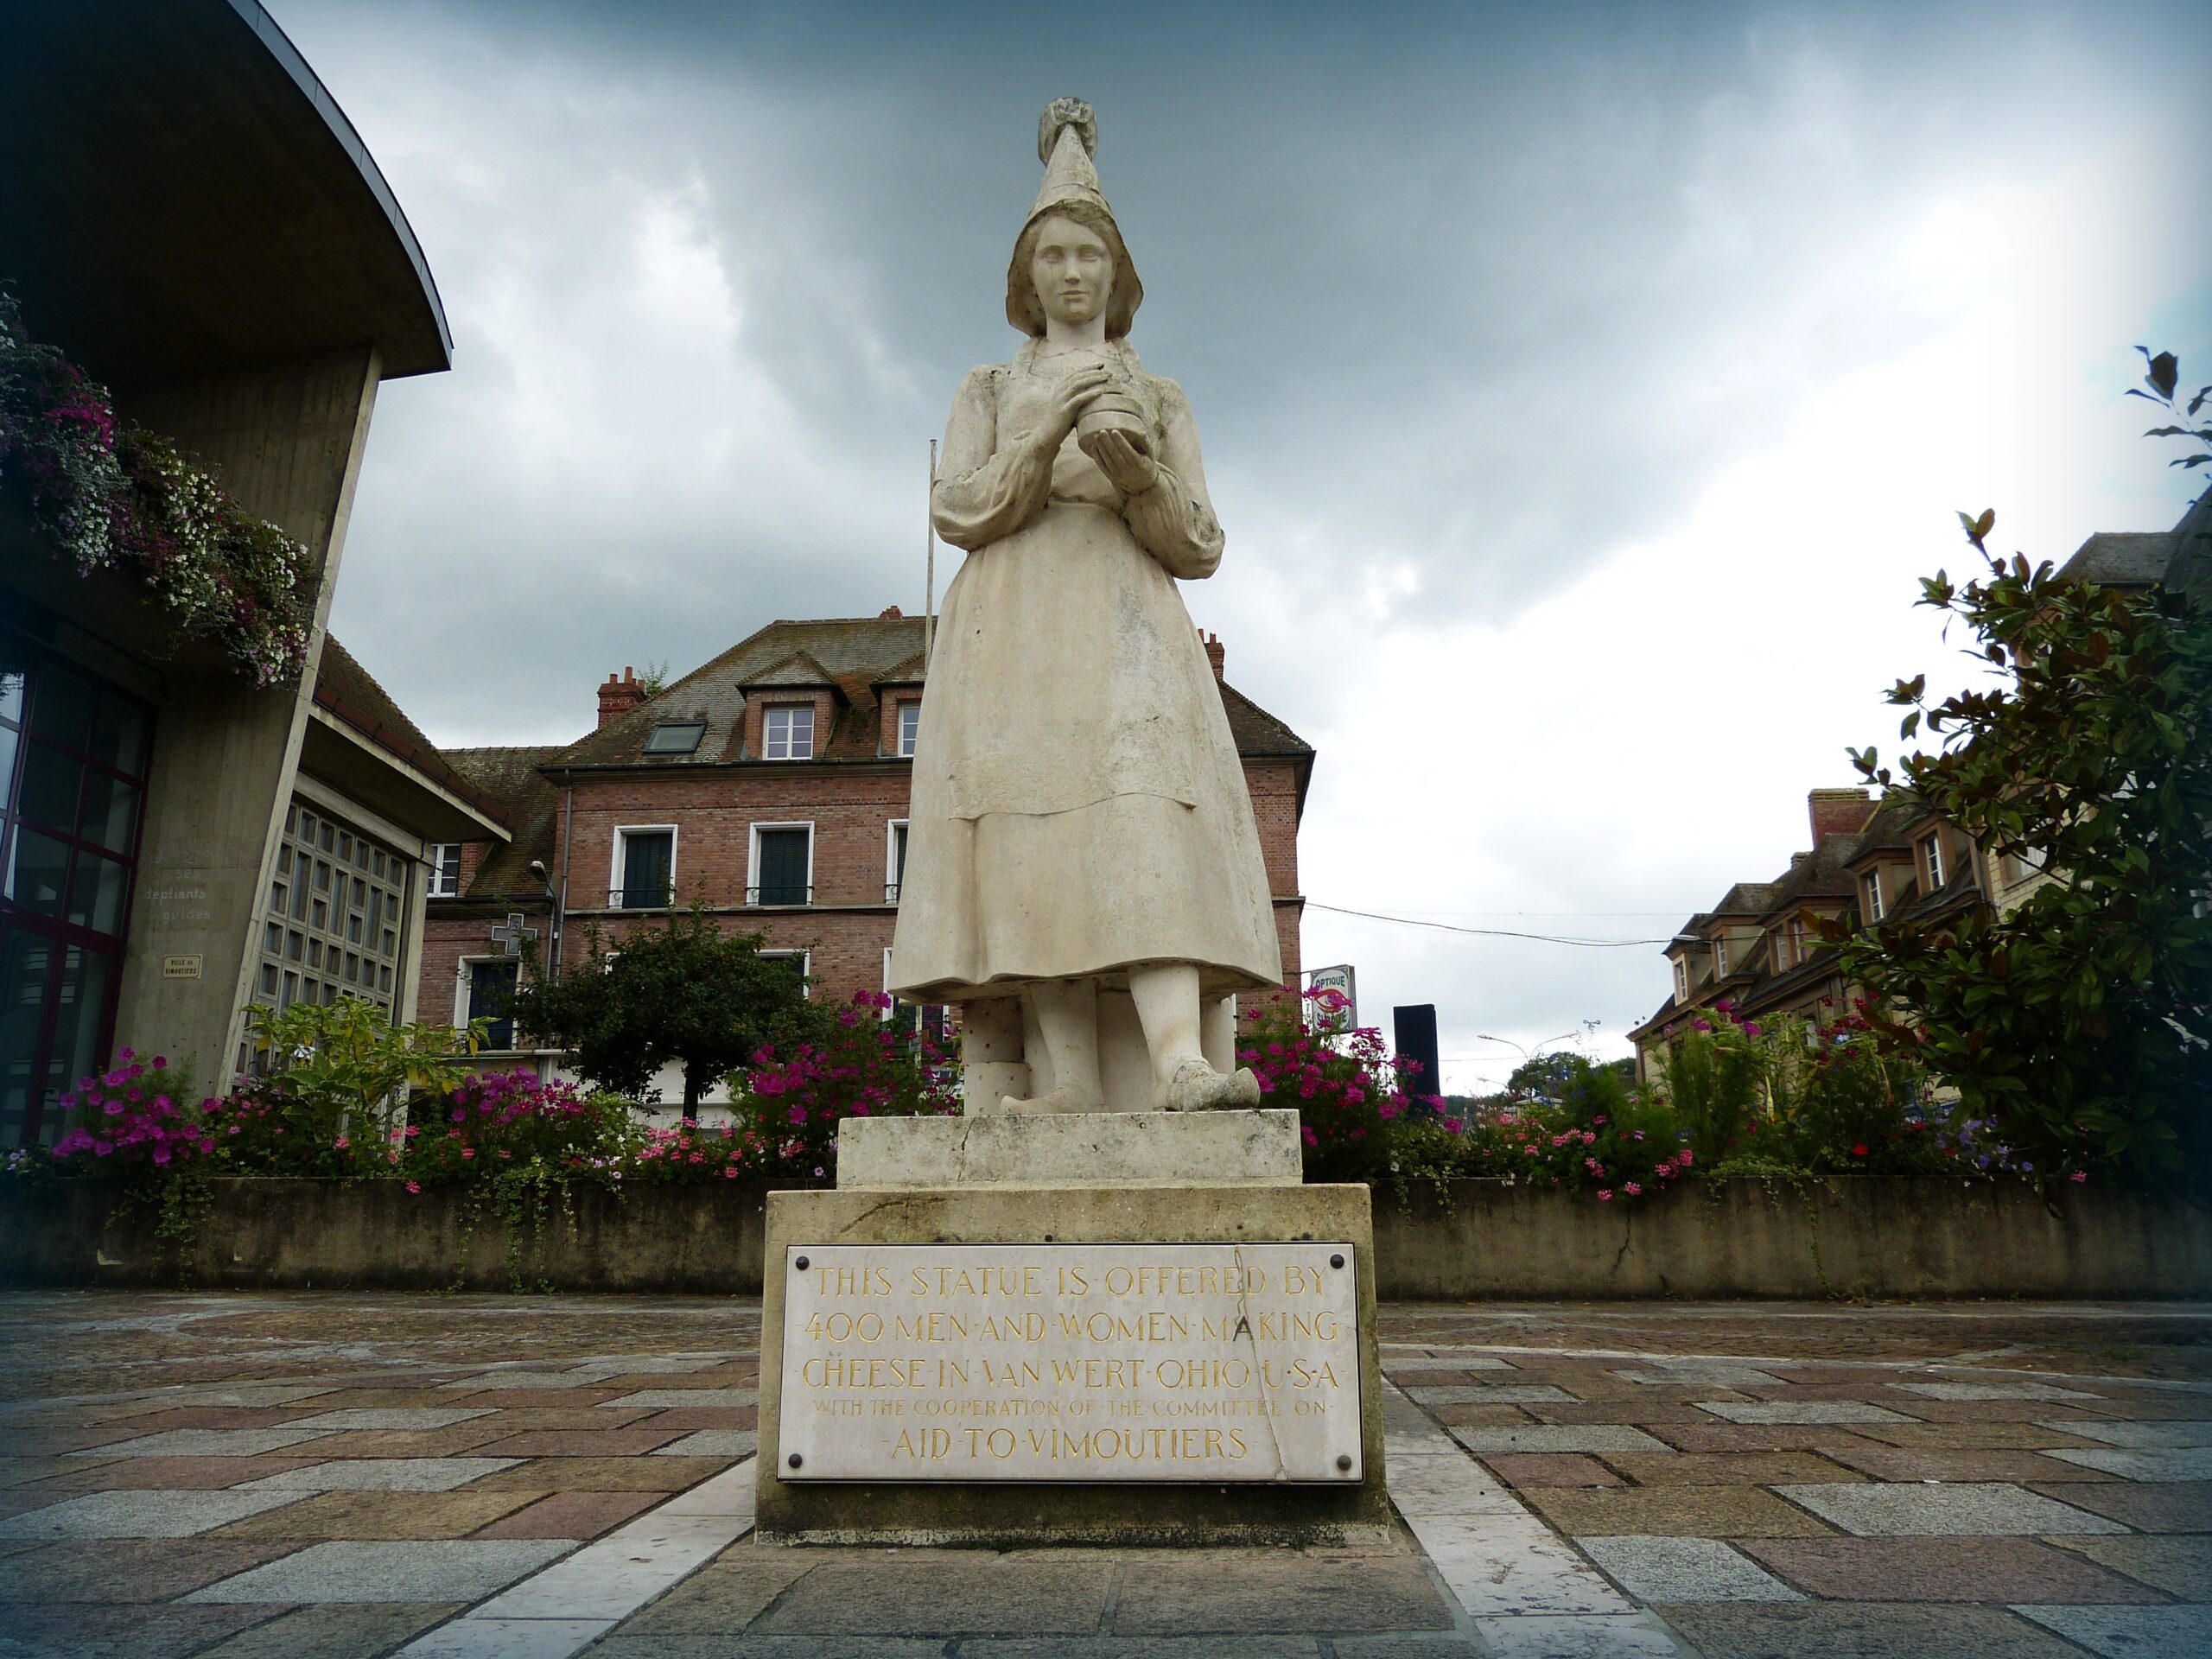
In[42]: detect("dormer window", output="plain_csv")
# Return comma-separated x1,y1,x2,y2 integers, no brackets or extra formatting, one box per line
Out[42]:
897,700,921,758
1862,870,1885,922
764,704,815,760
1920,832,1945,891
1713,935,1728,976
645,721,705,755
1672,957,1688,1001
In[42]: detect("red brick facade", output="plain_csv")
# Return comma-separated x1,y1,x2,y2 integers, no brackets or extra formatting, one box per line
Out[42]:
417,615,1313,1059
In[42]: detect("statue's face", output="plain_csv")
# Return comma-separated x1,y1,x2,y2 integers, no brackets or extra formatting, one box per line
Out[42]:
1029,213,1114,327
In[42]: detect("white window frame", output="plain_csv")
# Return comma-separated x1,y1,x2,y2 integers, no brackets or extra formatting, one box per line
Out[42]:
761,947,811,996
610,823,679,910
747,820,816,907
895,698,921,758
1672,957,1688,1001
454,953,522,1046
1712,935,1728,976
1771,930,1792,972
886,818,909,904
1920,832,1945,891
763,703,815,761
1784,917,1808,965
1862,870,1885,922
426,842,462,899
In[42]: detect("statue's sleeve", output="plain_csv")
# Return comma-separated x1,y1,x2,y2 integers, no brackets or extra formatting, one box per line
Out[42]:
931,367,1053,551
1123,377,1224,580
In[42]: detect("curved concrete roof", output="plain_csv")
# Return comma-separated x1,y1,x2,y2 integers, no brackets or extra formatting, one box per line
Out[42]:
0,0,450,383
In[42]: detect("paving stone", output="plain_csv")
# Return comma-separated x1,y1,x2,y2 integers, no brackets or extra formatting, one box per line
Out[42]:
2,1538,300,1601
616,1549,821,1631
1329,1640,1484,1659
1745,1535,2160,1602
2063,1535,2212,1599
652,1430,758,1457
184,1538,573,1603
601,1389,758,1409
1614,1363,1792,1388
287,1408,498,1431
1847,1421,2099,1451
755,1551,1112,1635
1606,1451,1859,1486
1401,1385,1575,1405
588,1640,949,1658
1660,1601,2087,1657
296,1426,524,1458
1470,1612,1685,1656
478,1428,693,1457
1484,1453,1624,1488
2028,1480,2212,1532
1110,1552,1454,1634
192,1601,464,1658
1897,1398,2101,1424
2040,1447,2212,1482
0,1457,123,1487
2011,1604,2212,1659
209,1489,542,1540
1578,1535,1802,1601
0,1487,309,1539
470,1489,664,1539
1382,1452,1524,1517
1403,1513,1631,1617
242,1457,523,1492
1448,1425,1669,1455
1650,1424,1883,1454
1383,1350,1512,1370
1428,1403,1539,1428
470,1511,754,1621
1530,1401,1728,1426
1890,1381,2099,1402
396,1615,619,1658
1821,1445,2112,1484
1775,1481,2127,1536
1523,1484,1834,1538
66,1427,338,1458
21,1454,326,1491
0,1600,274,1657
2055,1420,2212,1448
1698,1401,1912,1425
472,1456,732,1492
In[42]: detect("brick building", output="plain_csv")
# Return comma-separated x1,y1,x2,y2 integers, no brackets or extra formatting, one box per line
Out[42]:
417,610,1313,1106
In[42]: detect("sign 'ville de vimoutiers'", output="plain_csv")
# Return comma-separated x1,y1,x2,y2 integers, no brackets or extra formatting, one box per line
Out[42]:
777,1243,1364,1484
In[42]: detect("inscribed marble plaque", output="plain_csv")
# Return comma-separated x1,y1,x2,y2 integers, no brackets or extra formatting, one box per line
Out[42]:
777,1242,1362,1483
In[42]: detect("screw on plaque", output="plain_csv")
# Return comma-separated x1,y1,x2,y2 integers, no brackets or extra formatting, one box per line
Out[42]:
795,1255,810,1270
1330,1254,1344,1269
1336,1453,1353,1471
788,1452,804,1469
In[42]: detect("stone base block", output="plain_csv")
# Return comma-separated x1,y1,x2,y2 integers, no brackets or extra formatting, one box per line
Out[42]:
756,1182,1387,1547
835,1109,1302,1190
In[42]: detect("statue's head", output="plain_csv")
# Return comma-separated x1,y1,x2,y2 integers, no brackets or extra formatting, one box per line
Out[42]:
1005,99,1143,338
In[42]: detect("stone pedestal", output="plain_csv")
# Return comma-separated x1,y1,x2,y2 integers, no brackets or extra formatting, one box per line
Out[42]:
753,1111,1388,1547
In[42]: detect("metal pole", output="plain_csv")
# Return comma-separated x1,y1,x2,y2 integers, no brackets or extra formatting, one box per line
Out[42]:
924,439,937,669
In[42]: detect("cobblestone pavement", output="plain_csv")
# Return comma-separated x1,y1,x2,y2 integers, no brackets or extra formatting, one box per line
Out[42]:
0,1293,2205,1657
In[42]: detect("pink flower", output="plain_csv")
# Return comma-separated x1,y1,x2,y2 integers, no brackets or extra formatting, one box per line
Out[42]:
1300,1125,1319,1147
1624,1181,1642,1196
404,1180,421,1194
1597,1189,1614,1202
2069,1170,2088,1184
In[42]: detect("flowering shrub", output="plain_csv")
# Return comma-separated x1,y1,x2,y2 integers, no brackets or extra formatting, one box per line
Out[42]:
400,1070,629,1188
0,294,312,686
738,991,959,1179
1240,989,1424,1182
49,1052,215,1170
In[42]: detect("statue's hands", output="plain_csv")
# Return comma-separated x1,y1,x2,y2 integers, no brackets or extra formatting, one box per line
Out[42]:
1087,429,1159,497
1042,366,1115,444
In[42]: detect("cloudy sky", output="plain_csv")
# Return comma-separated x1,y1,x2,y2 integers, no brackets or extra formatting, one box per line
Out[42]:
283,0,2209,1090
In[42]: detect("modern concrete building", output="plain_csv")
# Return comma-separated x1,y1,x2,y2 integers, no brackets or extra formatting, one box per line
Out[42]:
0,2,498,1141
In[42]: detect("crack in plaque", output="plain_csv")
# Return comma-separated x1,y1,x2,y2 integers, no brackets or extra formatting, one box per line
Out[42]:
1230,1243,1292,1480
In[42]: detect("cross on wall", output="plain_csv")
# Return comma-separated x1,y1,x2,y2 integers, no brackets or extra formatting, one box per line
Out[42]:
490,913,540,957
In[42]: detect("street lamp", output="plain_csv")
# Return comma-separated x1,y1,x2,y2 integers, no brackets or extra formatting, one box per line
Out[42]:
1476,1031,1578,1064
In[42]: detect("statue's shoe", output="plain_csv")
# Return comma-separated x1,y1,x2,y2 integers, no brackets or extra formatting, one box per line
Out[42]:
997,1084,1106,1115
1158,1058,1262,1112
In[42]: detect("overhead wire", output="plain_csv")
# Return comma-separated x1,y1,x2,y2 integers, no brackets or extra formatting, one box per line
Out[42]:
1305,901,1671,948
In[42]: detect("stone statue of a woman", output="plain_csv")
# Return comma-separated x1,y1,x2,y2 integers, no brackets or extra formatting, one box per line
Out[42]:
887,99,1281,1116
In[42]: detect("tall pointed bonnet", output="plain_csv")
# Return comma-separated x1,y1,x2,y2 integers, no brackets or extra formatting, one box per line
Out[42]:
1005,98,1144,339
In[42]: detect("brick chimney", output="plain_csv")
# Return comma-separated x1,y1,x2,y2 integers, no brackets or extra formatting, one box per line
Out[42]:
879,605,903,618
1808,786,1876,846
1199,630,1224,681
599,666,645,728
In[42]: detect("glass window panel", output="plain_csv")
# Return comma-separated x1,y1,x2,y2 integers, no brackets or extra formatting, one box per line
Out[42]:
41,947,111,1135
259,963,278,995
276,846,291,875
756,828,810,905
352,877,365,906
0,725,16,807
0,930,55,1147
287,930,303,961
307,939,321,968
264,921,280,952
468,959,519,1048
337,831,352,861
283,970,298,1008
68,850,130,935
373,849,387,880
0,662,24,725
378,964,391,994
17,745,84,833
28,666,92,750
381,929,396,957
621,831,674,907
898,701,920,756
297,810,315,840
319,820,334,853
645,721,706,754
88,696,148,776
347,913,363,944
291,879,308,920
5,830,72,918
311,899,327,930
270,879,288,912
79,771,140,855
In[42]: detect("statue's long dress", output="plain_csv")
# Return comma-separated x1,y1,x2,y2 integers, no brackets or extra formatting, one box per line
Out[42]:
887,340,1281,1005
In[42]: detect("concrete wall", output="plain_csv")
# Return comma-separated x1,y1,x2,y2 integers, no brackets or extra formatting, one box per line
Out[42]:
5,1176,2207,1299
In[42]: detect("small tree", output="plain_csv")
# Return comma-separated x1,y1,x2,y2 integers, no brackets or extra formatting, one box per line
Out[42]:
1829,352,2212,1179
507,908,817,1119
